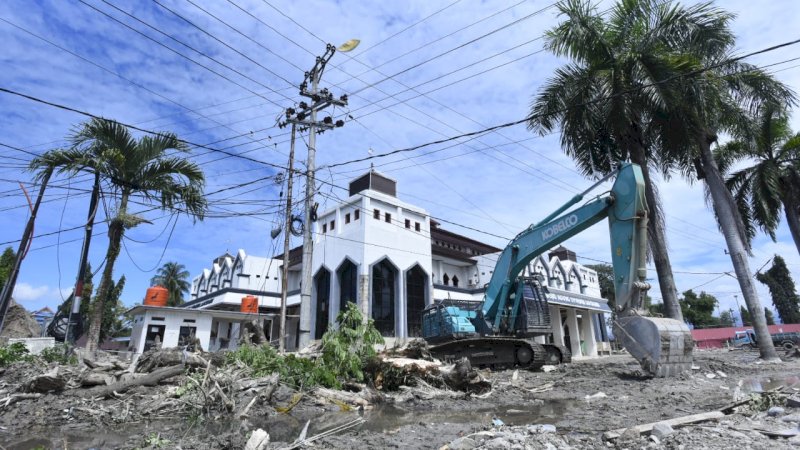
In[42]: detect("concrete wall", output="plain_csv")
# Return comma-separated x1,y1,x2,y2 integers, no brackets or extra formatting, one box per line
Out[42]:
8,337,55,355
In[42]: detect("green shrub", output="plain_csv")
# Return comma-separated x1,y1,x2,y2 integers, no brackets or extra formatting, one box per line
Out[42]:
39,344,77,365
227,303,384,390
0,342,31,366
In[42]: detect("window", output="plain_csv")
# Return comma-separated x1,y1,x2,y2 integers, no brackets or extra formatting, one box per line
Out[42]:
452,275,459,287
338,260,358,309
443,273,449,286
354,209,360,220
374,209,380,219
330,220,335,230
322,223,327,233
385,213,391,223
405,219,411,229
345,213,351,224
372,260,396,336
415,222,420,232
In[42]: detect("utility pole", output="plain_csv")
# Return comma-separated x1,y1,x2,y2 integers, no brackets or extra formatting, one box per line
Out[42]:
734,294,742,326
278,125,296,354
65,172,101,344
284,44,348,349
0,170,52,334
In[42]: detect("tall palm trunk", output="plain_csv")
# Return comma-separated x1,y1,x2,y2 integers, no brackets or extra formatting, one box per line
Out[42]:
621,127,683,321
86,192,128,353
781,188,800,257
698,130,779,360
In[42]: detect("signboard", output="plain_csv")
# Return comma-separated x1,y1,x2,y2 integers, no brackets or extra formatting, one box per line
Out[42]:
547,292,610,312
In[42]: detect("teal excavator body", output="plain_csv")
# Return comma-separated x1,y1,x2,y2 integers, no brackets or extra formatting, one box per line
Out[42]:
422,163,694,377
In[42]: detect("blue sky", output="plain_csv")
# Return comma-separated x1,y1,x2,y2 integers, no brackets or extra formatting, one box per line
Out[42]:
1,0,799,324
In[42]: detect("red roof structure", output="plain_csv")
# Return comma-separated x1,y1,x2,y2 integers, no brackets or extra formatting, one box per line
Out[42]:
692,324,800,349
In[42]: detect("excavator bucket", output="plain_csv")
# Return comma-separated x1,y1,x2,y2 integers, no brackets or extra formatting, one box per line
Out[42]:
614,316,694,377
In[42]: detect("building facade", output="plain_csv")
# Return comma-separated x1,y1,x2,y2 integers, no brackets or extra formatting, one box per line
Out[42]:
129,170,612,358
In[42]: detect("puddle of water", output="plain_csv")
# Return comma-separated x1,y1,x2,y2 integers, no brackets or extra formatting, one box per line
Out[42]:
361,400,574,433
1,400,576,447
741,375,800,393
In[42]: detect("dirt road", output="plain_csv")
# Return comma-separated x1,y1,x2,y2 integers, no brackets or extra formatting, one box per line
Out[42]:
2,348,799,449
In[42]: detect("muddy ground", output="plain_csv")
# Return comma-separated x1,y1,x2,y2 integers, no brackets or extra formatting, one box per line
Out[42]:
2,348,800,449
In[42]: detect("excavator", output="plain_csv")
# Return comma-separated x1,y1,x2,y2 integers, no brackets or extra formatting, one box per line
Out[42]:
422,163,694,377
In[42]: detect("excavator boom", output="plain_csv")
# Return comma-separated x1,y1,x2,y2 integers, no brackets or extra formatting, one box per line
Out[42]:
423,163,693,377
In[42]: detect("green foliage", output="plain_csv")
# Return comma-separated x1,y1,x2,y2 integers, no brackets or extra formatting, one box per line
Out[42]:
86,275,128,342
765,308,776,326
719,310,736,327
756,255,800,324
228,303,384,390
0,246,15,293
680,290,720,328
320,303,384,383
39,344,78,365
151,262,191,306
0,342,31,366
740,305,752,327
142,433,170,448
226,343,336,389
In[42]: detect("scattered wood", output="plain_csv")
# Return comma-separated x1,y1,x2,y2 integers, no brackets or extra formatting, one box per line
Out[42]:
244,428,270,450
135,348,208,373
24,367,66,393
441,358,491,394
279,417,365,450
314,386,380,408
604,411,725,440
86,364,186,398
80,372,115,387
0,393,41,409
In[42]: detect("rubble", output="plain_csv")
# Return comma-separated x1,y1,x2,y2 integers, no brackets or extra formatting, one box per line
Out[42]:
1,344,800,449
0,300,41,342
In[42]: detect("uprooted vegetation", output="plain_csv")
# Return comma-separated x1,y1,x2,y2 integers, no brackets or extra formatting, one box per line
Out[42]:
0,302,492,448
228,302,385,389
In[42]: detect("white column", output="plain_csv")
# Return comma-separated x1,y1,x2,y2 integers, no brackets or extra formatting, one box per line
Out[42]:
566,308,582,357
581,311,598,357
550,305,565,347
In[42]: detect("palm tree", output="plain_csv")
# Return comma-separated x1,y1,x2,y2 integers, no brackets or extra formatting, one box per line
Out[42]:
717,103,800,255
32,118,206,353
527,0,726,320
151,262,191,306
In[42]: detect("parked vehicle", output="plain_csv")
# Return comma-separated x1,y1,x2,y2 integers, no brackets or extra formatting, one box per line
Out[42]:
732,329,800,350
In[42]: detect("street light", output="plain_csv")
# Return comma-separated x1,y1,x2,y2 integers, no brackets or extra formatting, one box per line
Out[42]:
296,40,359,349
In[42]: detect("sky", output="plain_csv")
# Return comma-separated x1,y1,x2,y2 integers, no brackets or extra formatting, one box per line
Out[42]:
1,0,799,326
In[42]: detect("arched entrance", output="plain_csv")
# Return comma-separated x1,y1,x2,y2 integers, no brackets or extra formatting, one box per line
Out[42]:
337,259,358,311
314,269,331,339
372,259,397,336
406,265,427,337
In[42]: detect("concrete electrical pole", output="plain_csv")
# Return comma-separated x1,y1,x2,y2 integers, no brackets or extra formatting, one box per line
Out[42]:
277,124,296,354
282,42,354,349
0,170,52,334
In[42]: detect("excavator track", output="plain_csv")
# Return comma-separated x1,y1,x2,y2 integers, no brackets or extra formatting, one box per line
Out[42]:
428,337,547,371
542,344,571,365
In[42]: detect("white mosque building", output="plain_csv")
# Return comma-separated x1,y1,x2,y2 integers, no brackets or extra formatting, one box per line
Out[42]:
129,170,611,358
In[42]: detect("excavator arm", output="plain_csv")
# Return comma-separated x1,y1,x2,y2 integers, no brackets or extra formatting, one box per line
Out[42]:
477,163,692,377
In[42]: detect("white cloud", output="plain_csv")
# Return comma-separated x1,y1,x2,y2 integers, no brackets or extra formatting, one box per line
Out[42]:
1,0,799,314
13,283,51,302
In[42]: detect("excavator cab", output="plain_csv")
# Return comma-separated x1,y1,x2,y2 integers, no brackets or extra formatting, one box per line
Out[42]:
512,277,552,337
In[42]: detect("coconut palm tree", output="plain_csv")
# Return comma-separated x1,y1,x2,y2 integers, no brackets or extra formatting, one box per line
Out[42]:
151,262,191,306
32,118,206,352
673,61,795,360
717,103,800,255
527,0,729,321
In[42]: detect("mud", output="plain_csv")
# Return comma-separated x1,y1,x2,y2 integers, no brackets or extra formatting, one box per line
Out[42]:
3,348,800,449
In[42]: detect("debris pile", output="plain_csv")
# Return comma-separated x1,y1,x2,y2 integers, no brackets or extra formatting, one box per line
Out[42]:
0,299,41,342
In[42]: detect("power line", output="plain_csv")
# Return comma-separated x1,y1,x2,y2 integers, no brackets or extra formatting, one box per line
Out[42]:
325,43,800,170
